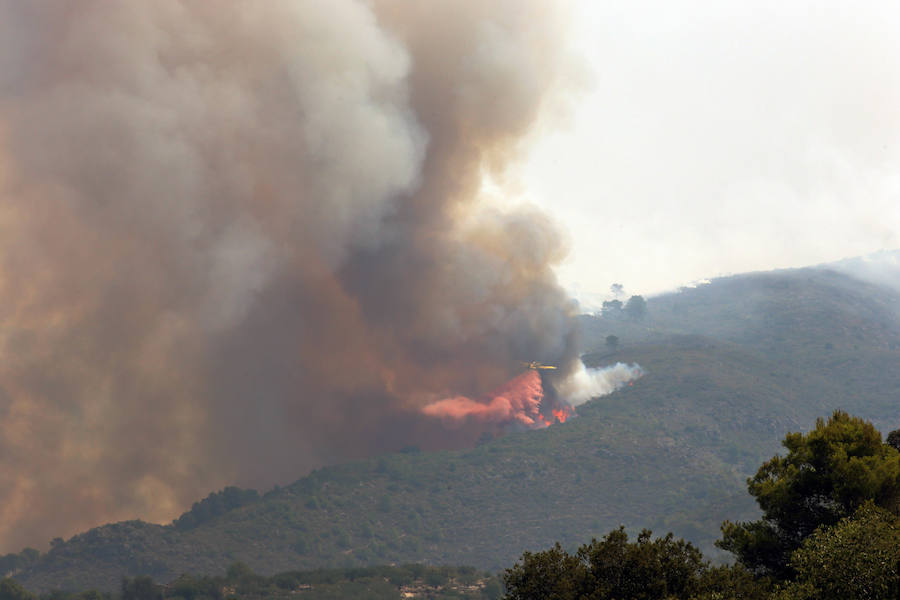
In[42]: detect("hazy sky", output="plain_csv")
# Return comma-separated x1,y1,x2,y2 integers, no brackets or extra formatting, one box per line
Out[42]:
522,0,900,306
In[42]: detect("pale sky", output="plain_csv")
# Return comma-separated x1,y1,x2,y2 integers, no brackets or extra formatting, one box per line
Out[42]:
522,0,900,307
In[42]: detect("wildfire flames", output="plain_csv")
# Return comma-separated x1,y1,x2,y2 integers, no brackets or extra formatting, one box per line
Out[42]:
421,361,643,431
552,407,573,423
422,369,572,429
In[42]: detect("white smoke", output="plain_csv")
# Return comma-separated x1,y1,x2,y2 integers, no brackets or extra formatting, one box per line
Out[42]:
557,361,643,407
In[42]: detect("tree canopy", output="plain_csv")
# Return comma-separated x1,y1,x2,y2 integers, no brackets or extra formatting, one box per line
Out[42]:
624,295,647,320
605,335,619,350
172,487,260,531
887,428,900,453
503,527,766,600
601,299,623,316
0,579,35,600
774,502,900,600
718,410,900,578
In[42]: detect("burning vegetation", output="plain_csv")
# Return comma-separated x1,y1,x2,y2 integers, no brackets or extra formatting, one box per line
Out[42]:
421,364,641,431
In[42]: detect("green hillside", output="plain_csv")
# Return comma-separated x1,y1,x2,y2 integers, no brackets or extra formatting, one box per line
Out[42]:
12,267,900,592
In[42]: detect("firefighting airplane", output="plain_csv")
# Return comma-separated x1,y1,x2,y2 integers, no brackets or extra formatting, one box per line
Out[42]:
521,361,557,371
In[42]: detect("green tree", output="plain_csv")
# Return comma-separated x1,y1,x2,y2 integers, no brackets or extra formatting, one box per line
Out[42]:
482,579,502,599
0,549,40,579
225,562,254,582
695,564,770,600
504,528,711,600
0,558,17,579
624,295,647,320
0,578,35,600
120,577,161,600
503,543,585,600
886,428,900,452
583,529,706,599
601,299,623,317
605,335,619,351
718,411,900,578
775,502,900,600
168,574,223,600
224,562,265,594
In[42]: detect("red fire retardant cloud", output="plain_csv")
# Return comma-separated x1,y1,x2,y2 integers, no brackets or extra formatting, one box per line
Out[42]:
422,370,548,427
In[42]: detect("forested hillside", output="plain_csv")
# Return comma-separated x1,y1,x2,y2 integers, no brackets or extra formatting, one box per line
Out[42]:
502,411,900,599
12,266,900,592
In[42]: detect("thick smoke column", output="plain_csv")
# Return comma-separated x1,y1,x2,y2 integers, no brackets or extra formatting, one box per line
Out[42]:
0,0,580,551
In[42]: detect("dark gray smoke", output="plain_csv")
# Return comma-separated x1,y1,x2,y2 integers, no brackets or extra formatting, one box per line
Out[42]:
0,0,581,551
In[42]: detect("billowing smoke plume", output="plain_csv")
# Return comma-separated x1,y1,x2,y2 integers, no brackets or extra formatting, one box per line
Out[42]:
0,0,582,551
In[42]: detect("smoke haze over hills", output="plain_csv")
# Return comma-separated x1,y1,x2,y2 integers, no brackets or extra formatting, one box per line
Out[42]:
525,0,900,300
0,1,590,552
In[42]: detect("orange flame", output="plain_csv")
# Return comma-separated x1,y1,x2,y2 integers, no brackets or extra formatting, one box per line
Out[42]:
552,406,573,423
